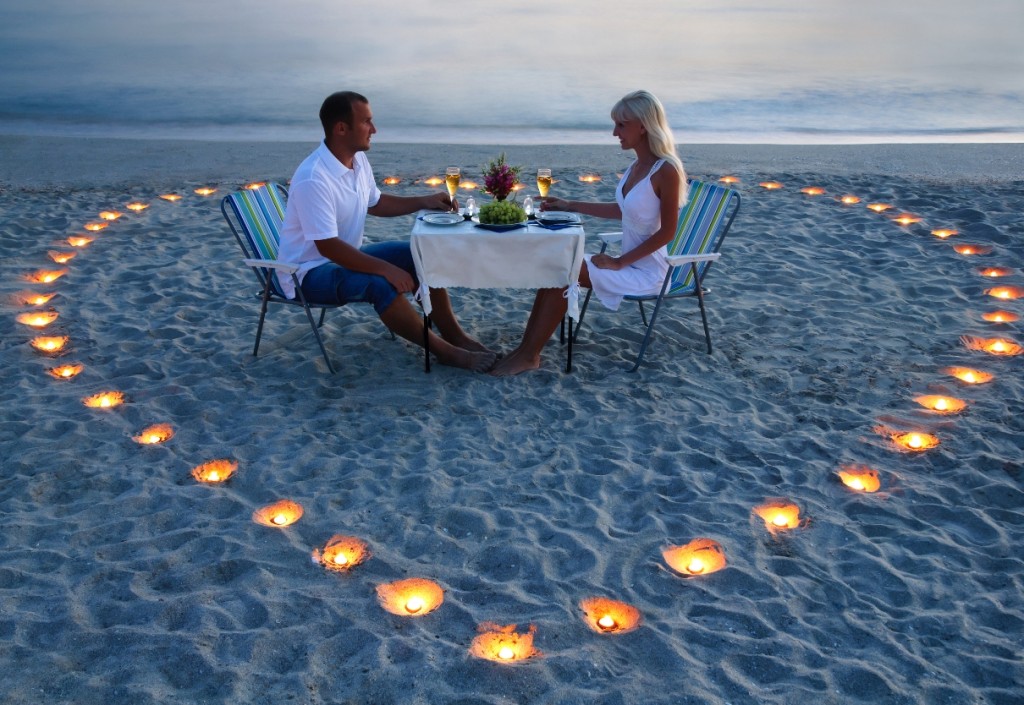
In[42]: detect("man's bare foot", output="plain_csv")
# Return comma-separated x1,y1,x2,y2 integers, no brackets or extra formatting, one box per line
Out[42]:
489,351,541,376
444,333,496,355
436,347,498,372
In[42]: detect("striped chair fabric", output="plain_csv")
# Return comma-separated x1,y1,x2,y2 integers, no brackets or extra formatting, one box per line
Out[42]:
657,179,736,297
224,183,289,297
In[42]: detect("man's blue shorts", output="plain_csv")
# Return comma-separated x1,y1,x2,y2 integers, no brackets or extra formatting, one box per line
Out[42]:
299,241,418,316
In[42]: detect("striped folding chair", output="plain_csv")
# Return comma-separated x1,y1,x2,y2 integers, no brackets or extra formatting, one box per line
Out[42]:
573,179,741,372
220,182,341,373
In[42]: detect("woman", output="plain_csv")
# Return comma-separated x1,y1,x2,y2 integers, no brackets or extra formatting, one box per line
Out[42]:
491,90,687,376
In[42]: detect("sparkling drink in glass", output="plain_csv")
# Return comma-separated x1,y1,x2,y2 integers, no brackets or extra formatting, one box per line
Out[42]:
445,167,461,203
536,168,552,198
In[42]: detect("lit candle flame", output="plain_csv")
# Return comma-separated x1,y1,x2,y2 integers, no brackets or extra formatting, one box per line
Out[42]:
98,210,123,220
16,311,59,327
469,624,539,663
67,236,93,247
83,391,126,409
159,194,183,201
982,311,1019,323
878,428,941,452
986,286,1021,300
718,176,740,184
459,180,479,190
753,501,801,531
579,597,641,634
840,195,861,204
914,395,966,414
382,176,401,185
662,538,727,576
126,202,148,211
944,367,993,385
979,267,1012,278
893,213,921,226
759,181,783,190
194,187,217,196
800,187,825,195
83,222,107,232
867,203,893,212
26,269,67,284
253,500,303,527
243,182,266,191
30,336,69,353
423,176,444,186
49,251,76,264
376,578,444,616
314,535,370,572
48,363,83,379
579,174,602,183
931,229,957,239
837,466,881,493
19,292,56,306
962,335,1022,356
135,424,175,445
954,244,991,256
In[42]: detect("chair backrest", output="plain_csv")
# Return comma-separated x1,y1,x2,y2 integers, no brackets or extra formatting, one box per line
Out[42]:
666,179,741,295
221,182,289,297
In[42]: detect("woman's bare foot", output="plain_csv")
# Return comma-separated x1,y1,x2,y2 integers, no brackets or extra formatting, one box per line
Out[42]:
489,350,541,376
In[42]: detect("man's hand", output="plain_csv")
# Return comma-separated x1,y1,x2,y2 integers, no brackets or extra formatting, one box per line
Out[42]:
423,191,457,212
383,262,416,293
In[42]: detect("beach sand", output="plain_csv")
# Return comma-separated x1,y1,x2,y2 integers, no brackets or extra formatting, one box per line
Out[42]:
1,137,1022,704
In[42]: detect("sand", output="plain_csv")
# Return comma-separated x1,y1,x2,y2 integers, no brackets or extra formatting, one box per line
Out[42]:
1,137,1022,705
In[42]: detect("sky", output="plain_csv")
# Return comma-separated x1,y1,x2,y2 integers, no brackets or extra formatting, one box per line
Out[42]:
1,0,1022,142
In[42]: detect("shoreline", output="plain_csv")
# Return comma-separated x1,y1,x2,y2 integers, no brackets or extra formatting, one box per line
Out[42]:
2,135,1022,189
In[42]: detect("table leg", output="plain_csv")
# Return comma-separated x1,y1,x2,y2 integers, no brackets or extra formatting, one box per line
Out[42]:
423,314,431,373
566,318,574,373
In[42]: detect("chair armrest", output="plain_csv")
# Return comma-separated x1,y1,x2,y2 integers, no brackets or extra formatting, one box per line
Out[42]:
667,252,721,267
243,258,299,274
597,231,624,244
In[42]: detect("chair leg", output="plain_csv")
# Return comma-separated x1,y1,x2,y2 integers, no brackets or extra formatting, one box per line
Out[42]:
423,314,432,372
572,288,594,344
293,277,336,374
318,307,327,327
638,300,649,328
566,317,573,373
254,286,272,356
695,290,713,355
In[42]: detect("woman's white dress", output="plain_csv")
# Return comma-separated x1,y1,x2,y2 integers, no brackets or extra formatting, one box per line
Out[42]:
585,158,682,311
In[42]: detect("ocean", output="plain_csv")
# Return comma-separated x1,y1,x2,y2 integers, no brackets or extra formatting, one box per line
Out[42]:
2,1,1022,145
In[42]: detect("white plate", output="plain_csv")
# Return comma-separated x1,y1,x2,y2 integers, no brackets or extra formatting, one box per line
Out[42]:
536,211,580,225
422,212,464,226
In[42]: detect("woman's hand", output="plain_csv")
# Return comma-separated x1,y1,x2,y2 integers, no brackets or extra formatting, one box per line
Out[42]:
590,253,623,270
539,197,569,212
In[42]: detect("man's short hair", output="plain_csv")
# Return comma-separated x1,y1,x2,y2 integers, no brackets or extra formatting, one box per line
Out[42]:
319,91,369,138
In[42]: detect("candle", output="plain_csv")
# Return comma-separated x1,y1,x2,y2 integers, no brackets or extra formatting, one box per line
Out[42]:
126,202,149,211
759,181,783,190
377,578,443,616
313,535,370,572
194,187,217,196
580,597,641,634
470,624,539,662
252,499,303,526
718,176,740,184
840,195,861,204
663,538,727,576
866,203,893,212
837,466,881,493
931,229,958,239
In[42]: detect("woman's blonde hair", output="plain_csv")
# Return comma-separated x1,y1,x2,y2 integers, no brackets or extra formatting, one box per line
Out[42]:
611,90,687,200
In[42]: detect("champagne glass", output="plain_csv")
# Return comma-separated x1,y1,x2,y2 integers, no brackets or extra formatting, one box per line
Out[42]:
445,167,461,210
536,168,552,199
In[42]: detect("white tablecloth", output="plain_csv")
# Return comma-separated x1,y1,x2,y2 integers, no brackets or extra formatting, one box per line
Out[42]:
410,212,586,319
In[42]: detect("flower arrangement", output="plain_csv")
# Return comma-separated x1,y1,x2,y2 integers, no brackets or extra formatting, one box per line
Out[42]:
482,153,521,201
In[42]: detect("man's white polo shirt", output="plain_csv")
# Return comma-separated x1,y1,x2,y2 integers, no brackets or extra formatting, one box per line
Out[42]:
277,142,382,299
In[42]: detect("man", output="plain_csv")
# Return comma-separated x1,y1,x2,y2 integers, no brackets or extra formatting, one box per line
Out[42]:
278,91,496,372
